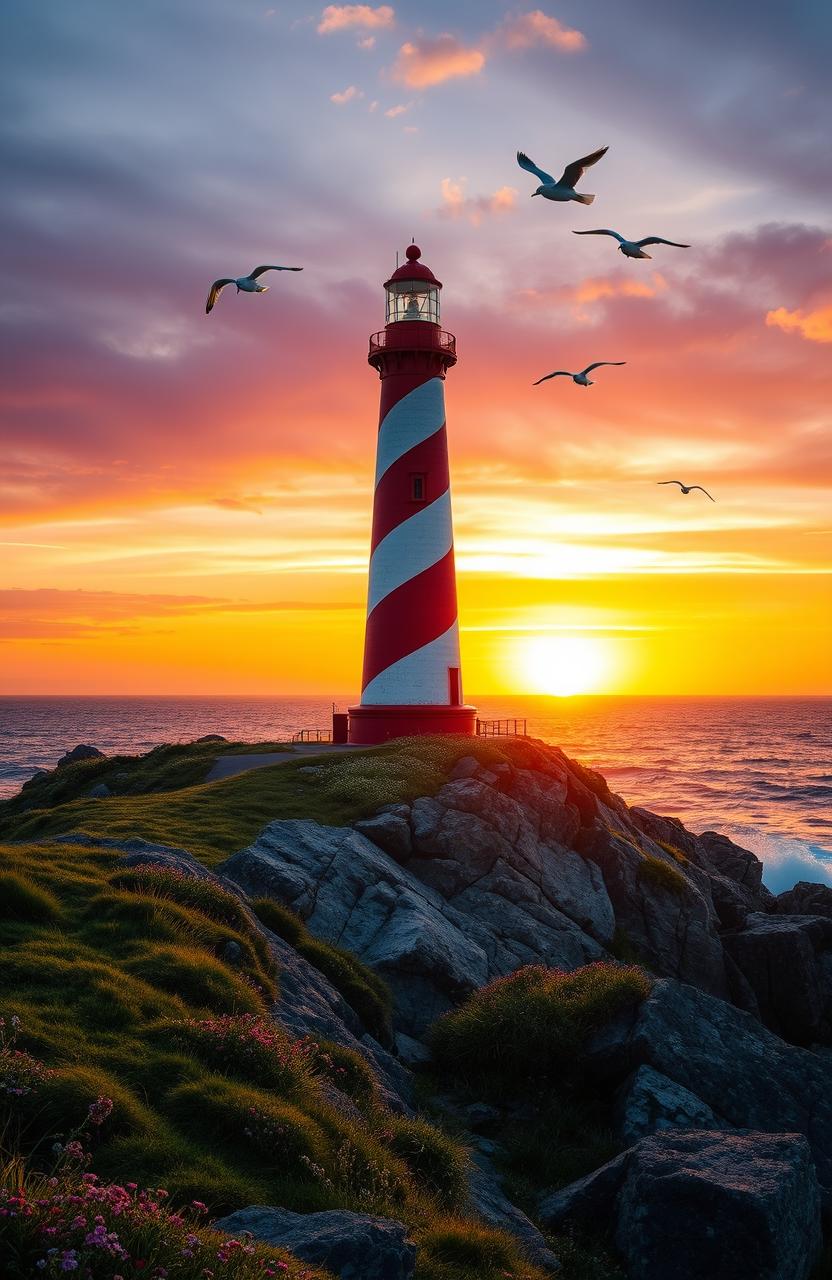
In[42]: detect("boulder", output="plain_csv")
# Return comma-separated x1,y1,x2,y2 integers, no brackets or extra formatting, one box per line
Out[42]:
213,1207,415,1280
616,1131,821,1280
698,830,774,907
56,743,105,769
585,978,832,1185
195,734,228,743
467,1155,560,1274
21,769,50,789
88,782,111,799
614,1064,725,1145
722,913,832,1044
777,881,832,918
354,808,412,862
540,1131,822,1280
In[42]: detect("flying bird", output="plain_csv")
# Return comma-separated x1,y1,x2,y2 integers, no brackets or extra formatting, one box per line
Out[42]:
517,147,608,205
534,361,626,387
205,264,303,314
573,229,690,259
657,481,715,501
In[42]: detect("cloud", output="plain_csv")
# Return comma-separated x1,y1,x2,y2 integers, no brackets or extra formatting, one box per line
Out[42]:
766,303,832,344
391,35,485,88
517,273,667,311
317,5,394,34
438,178,518,226
384,102,409,117
357,35,376,49
330,84,363,105
496,9,587,52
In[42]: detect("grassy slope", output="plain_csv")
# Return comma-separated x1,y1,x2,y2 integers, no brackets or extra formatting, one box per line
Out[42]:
0,735,631,1278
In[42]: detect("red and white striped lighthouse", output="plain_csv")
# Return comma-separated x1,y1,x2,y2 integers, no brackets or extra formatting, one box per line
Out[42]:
348,245,476,745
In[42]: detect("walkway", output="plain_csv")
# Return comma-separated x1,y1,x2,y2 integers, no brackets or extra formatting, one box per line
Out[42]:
204,742,358,783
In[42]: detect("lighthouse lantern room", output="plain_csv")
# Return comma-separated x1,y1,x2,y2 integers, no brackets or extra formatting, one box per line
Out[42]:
347,245,477,745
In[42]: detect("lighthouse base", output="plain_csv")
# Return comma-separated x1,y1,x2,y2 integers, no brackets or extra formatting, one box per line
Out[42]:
347,703,477,746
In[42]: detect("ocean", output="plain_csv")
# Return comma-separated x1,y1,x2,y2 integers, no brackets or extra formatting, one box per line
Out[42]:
1,695,830,894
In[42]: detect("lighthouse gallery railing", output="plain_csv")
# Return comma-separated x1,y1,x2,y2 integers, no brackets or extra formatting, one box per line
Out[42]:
369,329,456,359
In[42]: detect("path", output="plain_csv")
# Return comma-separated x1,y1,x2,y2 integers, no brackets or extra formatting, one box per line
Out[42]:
205,742,358,783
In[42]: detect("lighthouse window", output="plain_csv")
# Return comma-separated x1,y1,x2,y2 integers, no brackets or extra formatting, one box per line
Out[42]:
410,473,426,502
385,281,440,325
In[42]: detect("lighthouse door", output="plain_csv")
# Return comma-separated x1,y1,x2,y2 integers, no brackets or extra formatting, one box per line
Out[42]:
448,667,461,706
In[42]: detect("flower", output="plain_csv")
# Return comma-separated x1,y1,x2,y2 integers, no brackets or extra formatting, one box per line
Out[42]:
87,1096,114,1126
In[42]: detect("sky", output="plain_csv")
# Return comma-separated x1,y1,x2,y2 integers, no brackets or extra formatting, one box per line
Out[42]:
1,0,830,697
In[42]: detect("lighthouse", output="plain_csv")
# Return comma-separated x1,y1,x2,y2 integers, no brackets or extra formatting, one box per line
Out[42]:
348,245,476,745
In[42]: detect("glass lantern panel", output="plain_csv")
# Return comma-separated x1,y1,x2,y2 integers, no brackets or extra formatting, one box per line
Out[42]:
385,280,440,324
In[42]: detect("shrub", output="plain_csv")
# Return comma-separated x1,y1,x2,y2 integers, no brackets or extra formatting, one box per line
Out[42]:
125,944,264,1015
0,870,62,922
386,1115,468,1207
159,1015,315,1099
638,854,688,897
430,962,652,1088
0,1161,326,1279
252,897,306,945
655,839,689,866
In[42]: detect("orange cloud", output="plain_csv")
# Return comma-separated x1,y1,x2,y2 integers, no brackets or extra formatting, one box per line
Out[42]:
765,303,832,344
439,177,518,225
391,35,485,88
497,9,587,52
518,274,667,308
317,5,394,34
330,84,363,105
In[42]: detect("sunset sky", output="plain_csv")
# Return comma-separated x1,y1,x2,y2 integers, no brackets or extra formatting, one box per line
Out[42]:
2,0,830,696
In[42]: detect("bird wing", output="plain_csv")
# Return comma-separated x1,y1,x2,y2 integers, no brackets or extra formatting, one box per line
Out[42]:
572,229,624,242
657,481,684,488
517,151,556,185
533,371,571,385
636,237,690,249
689,485,716,501
582,361,626,374
559,146,608,188
249,265,304,279
206,279,235,313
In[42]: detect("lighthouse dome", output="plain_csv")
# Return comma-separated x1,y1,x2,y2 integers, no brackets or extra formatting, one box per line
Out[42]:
384,245,442,324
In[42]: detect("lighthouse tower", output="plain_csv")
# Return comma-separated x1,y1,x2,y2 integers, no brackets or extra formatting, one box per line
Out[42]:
348,245,476,745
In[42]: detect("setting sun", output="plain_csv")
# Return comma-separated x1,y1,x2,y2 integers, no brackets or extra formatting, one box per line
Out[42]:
514,633,611,697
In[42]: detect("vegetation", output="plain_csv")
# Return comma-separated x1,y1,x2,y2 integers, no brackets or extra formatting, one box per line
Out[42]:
637,854,688,897
252,898,393,1044
430,963,652,1090
0,830,548,1280
654,838,689,866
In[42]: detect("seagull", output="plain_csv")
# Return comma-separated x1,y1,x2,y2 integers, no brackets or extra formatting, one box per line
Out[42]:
573,229,690,259
534,361,626,388
205,264,303,314
517,147,608,205
657,481,715,501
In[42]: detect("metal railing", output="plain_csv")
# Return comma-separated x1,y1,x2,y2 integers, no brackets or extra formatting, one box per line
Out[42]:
291,728,332,743
369,328,456,359
475,718,528,738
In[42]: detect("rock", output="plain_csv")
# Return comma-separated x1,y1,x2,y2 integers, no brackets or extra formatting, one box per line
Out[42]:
467,1155,560,1274
219,818,600,1036
88,783,111,799
53,835,218,881
614,1064,725,1145
578,825,729,997
212,1207,415,1280
777,881,832,918
195,734,228,743
616,1130,821,1280
541,1130,822,1280
450,755,480,780
722,913,832,1044
22,769,50,789
221,939,243,965
585,977,832,1185
354,811,412,862
394,1032,431,1068
56,744,105,769
698,830,774,904
460,1101,502,1131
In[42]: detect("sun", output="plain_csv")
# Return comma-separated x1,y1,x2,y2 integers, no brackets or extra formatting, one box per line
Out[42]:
515,633,610,696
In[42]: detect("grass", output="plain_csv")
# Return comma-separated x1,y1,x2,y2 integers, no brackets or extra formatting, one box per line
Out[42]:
0,734,539,868
637,854,688,897
0,833,546,1280
429,963,652,1090
0,869,62,922
252,898,393,1043
654,839,689,866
